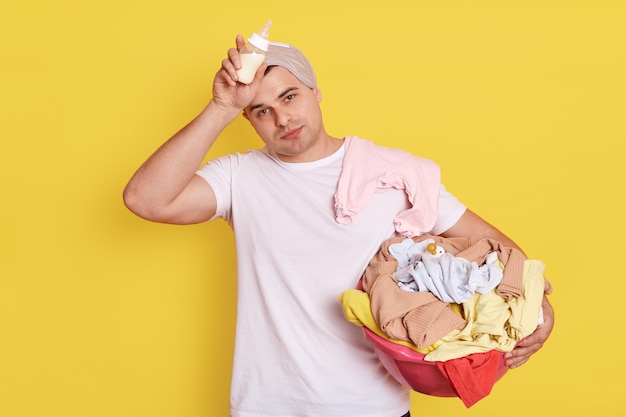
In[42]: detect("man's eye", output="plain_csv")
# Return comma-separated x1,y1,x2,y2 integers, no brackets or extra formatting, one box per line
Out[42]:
285,94,295,101
258,109,269,116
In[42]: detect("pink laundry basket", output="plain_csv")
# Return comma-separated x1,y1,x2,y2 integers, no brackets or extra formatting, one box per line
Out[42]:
355,275,511,397
362,325,511,397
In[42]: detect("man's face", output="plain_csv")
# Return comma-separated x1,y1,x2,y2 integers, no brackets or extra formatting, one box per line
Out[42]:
243,67,324,163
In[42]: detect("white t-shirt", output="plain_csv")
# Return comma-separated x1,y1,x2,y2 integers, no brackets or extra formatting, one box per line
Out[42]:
196,142,466,417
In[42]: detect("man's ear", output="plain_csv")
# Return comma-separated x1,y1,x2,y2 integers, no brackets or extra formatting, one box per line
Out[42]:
314,87,322,102
242,110,250,120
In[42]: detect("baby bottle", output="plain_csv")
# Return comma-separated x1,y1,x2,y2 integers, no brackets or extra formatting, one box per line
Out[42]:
236,20,272,84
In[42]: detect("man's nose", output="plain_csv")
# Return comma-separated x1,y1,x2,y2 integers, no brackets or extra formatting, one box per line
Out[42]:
274,109,292,127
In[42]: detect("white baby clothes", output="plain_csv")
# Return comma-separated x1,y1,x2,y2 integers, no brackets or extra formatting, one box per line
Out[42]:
389,238,504,303
410,253,504,303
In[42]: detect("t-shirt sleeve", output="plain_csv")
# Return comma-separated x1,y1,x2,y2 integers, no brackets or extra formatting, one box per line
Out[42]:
429,184,466,235
195,154,239,223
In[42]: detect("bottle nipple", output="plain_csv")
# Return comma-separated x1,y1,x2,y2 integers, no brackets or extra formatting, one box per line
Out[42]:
426,243,437,255
258,20,272,39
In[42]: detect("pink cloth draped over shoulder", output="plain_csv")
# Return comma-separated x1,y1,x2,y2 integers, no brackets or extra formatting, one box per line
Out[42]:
334,136,441,238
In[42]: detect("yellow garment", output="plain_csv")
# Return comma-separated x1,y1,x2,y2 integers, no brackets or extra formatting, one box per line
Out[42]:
339,288,463,354
506,260,546,339
425,259,546,362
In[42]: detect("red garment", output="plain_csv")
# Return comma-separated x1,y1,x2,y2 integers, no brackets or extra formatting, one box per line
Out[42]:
436,350,503,408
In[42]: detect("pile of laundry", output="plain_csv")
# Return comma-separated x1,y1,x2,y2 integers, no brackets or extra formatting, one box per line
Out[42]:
340,234,551,407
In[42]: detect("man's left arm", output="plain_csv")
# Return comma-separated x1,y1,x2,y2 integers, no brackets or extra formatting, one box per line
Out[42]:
440,208,555,369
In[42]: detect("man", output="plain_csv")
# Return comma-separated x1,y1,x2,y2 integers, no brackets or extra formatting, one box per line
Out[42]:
123,35,554,417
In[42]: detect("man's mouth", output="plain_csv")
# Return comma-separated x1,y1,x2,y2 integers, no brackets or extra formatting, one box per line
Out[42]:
281,127,302,140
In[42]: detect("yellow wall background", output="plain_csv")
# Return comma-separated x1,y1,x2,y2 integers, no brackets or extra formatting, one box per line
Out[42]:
2,1,624,416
